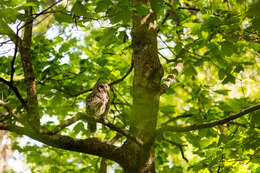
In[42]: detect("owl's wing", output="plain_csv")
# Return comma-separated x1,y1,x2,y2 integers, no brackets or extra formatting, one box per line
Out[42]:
86,93,103,115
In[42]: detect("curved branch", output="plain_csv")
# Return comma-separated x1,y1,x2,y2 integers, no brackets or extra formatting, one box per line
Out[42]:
0,77,28,110
156,103,260,134
0,122,124,164
109,59,134,86
162,134,188,162
42,112,143,146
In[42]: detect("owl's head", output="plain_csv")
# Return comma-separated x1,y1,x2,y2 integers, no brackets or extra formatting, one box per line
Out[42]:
94,82,110,93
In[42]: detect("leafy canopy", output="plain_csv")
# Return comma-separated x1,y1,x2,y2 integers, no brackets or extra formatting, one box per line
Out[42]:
0,0,260,172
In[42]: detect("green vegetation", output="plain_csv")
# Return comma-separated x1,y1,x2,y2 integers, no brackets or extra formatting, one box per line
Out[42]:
0,0,259,172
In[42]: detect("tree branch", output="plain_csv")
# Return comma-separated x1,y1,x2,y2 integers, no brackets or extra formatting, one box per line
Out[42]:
162,133,188,162
109,58,134,86
0,77,28,110
156,103,260,134
0,122,125,165
10,22,22,84
20,4,40,129
42,112,143,146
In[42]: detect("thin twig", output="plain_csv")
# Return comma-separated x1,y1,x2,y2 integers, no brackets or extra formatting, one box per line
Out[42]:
10,22,22,84
0,78,28,110
109,58,134,86
162,133,188,162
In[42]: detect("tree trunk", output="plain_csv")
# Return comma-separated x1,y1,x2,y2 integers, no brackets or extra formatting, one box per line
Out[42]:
121,1,164,172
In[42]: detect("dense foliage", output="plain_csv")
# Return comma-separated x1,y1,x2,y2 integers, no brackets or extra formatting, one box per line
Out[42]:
0,0,259,172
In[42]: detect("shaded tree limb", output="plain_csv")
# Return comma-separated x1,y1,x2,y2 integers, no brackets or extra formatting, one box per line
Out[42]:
10,22,22,84
33,0,63,19
0,123,125,165
0,78,28,110
156,103,260,134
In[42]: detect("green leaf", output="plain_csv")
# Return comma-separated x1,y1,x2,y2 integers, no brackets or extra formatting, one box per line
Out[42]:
221,41,235,57
95,0,112,13
222,74,236,84
214,89,230,95
73,122,85,134
218,69,226,80
71,1,87,17
150,0,164,14
160,105,175,114
234,64,244,73
251,110,260,126
54,12,73,23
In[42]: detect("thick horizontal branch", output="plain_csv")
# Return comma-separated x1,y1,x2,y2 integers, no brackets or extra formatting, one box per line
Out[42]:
0,122,124,164
156,103,260,134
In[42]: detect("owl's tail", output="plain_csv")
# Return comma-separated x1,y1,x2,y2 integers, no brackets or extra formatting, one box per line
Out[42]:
88,120,97,133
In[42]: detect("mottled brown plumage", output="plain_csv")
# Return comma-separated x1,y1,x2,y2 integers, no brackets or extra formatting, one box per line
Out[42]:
86,81,110,133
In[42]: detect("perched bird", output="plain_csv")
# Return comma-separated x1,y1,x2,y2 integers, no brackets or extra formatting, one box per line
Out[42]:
85,81,110,133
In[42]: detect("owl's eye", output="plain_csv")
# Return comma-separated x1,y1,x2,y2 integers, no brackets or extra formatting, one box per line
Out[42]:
99,85,104,88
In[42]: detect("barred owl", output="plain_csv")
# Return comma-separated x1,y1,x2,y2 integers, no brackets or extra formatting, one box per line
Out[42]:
86,81,110,133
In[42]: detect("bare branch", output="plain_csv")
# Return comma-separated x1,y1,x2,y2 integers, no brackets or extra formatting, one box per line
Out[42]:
0,77,28,110
10,22,22,84
162,133,188,162
109,58,134,86
33,0,63,19
156,103,260,134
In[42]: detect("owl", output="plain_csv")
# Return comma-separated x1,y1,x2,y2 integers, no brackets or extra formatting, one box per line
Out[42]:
85,81,110,133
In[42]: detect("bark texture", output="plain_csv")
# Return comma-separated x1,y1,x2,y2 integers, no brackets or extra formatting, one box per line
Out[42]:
20,6,40,130
120,0,164,172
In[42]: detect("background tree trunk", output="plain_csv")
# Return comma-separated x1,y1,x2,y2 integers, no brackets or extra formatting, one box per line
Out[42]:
0,131,13,172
